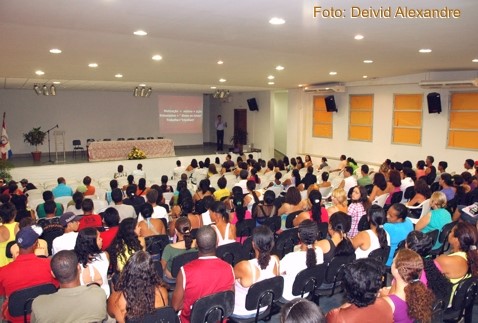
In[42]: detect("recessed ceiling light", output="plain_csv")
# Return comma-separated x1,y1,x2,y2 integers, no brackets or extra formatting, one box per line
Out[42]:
217,60,224,65
298,84,304,87
52,81,61,84
210,86,217,89
35,70,45,76
139,83,146,87
88,63,98,68
354,35,364,40
419,49,432,53
363,60,373,64
363,75,368,79
269,17,285,25
219,78,226,83
49,48,62,54
472,59,478,63
267,75,275,80
268,82,275,85
275,65,284,71
329,71,337,75
152,55,162,61
133,30,147,36
115,74,123,78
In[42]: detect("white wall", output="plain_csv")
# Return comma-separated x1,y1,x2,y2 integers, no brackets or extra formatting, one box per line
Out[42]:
287,71,478,173
273,92,288,155
0,89,208,154
214,91,274,160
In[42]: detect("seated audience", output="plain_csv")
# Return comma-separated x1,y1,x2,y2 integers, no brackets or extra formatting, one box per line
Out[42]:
326,188,348,217
159,175,174,193
9,218,48,259
316,211,354,264
439,173,456,202
132,163,146,179
52,212,81,255
172,226,234,323
231,225,279,318
338,166,357,196
385,170,402,206
32,250,107,323
252,190,277,225
213,176,230,201
318,172,331,188
348,186,371,238
81,176,96,196
110,188,136,222
0,202,19,267
99,207,120,251
78,198,102,231
0,225,59,323
415,191,452,249
74,227,110,297
368,173,390,203
65,191,84,215
352,205,389,259
114,164,127,179
406,178,431,207
210,201,236,246
136,178,149,197
123,184,145,215
294,190,327,227
301,166,318,191
326,258,393,323
383,203,413,266
36,190,64,218
108,251,168,323
281,220,324,301
357,165,372,187
137,203,166,237
52,177,74,198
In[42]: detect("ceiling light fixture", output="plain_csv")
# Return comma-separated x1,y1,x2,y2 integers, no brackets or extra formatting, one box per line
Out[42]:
35,70,45,76
49,48,62,54
52,81,61,84
210,86,217,89
152,55,162,61
133,86,153,98
363,60,373,63
354,35,364,40
269,17,285,25
133,30,147,36
33,83,56,96
472,59,478,63
329,71,337,75
88,63,98,68
268,82,275,85
219,78,226,83
363,75,368,79
139,83,146,87
212,89,230,99
115,74,123,78
275,65,284,71
217,60,224,65
419,49,432,53
267,75,275,80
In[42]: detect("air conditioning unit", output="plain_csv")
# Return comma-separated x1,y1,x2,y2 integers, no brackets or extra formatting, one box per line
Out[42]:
419,79,478,89
303,83,346,93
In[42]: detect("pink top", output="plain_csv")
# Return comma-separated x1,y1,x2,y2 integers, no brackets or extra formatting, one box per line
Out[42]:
308,207,329,223
231,210,252,243
385,186,401,205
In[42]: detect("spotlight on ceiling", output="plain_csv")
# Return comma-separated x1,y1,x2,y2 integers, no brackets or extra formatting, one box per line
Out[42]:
133,86,152,98
212,89,230,99
34,83,56,96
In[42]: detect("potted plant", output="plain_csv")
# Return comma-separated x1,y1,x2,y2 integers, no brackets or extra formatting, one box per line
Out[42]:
230,129,248,152
0,159,13,182
23,127,46,161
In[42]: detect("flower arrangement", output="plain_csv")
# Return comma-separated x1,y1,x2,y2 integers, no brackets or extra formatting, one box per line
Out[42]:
128,146,146,160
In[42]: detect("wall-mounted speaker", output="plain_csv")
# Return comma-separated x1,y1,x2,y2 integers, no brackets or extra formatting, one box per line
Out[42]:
427,92,442,114
325,95,337,112
247,98,259,111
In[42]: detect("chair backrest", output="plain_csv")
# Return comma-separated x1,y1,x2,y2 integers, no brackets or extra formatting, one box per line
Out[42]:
72,139,82,146
272,228,299,259
41,228,65,256
266,186,283,199
242,236,255,259
368,246,391,266
262,216,281,234
190,290,235,323
285,210,302,229
171,251,199,278
430,182,441,193
424,230,439,247
436,221,457,254
145,234,170,256
403,186,415,200
8,283,58,320
390,191,403,204
317,222,329,240
244,276,284,321
319,186,333,200
365,184,374,196
372,193,389,207
324,254,356,285
125,306,179,323
235,219,256,243
292,264,327,298
447,276,478,320
216,242,246,267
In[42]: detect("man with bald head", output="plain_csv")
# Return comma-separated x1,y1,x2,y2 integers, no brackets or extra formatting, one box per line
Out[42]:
172,226,234,323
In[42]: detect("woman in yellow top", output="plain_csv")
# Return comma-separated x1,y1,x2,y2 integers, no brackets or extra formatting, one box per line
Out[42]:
0,203,19,267
435,222,478,305
107,218,145,273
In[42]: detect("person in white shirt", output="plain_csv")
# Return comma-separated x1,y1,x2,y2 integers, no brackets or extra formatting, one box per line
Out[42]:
132,163,146,180
400,168,415,192
173,160,186,181
215,114,227,152
137,189,168,222
234,169,249,194
339,166,358,196
52,212,81,255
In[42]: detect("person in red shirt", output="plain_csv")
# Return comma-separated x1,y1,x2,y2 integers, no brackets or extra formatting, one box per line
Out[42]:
0,225,59,323
78,199,102,231
99,207,120,251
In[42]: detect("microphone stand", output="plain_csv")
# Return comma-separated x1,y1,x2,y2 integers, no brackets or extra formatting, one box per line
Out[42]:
46,124,59,163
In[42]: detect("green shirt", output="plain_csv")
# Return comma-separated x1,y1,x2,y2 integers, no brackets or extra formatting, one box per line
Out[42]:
357,176,372,187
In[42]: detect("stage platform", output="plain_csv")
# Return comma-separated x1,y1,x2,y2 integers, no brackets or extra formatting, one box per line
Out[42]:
8,144,261,188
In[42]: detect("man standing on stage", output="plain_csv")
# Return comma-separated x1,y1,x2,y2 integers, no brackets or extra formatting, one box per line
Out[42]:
215,114,226,152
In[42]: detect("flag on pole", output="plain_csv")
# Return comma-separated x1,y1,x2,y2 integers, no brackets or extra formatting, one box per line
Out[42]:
1,112,12,160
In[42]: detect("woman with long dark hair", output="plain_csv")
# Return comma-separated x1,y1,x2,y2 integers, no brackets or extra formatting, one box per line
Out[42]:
348,185,371,238
382,249,434,323
108,250,168,323
74,227,110,297
107,218,144,274
232,225,279,318
406,178,431,207
352,204,389,259
210,201,236,246
293,190,328,227
280,220,324,301
368,172,391,203
316,211,354,264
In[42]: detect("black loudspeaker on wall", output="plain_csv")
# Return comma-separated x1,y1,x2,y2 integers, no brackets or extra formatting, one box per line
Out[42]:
325,95,337,112
247,98,259,111
427,92,442,114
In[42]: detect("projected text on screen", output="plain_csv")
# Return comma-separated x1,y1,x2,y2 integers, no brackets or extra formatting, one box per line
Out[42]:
158,95,203,134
